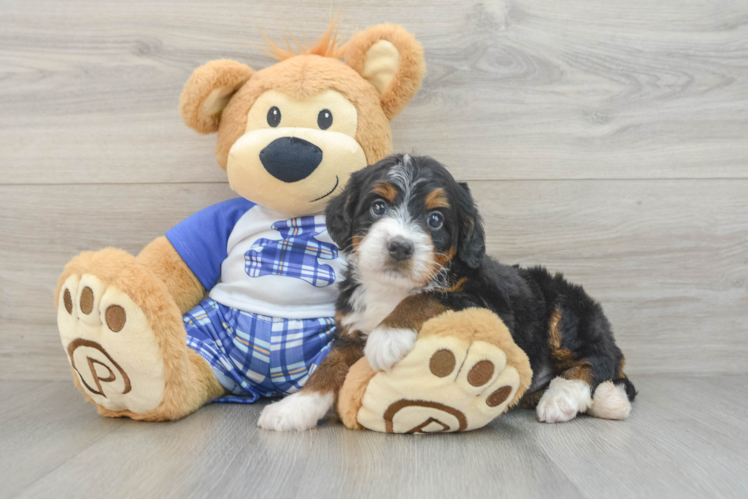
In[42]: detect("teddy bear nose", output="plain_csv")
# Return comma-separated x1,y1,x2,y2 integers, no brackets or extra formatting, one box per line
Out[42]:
259,137,323,183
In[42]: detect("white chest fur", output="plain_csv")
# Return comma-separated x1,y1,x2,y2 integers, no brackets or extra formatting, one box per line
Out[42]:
341,281,412,335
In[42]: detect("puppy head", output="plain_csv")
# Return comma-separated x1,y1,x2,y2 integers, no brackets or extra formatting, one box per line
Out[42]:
326,154,485,288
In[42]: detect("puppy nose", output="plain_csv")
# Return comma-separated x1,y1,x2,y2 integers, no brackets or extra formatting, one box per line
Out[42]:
260,137,323,183
387,238,414,261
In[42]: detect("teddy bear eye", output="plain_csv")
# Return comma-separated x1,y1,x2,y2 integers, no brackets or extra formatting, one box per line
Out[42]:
267,106,281,127
317,109,333,130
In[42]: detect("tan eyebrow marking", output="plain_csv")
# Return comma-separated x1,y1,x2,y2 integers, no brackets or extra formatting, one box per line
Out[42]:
372,182,397,202
425,188,450,210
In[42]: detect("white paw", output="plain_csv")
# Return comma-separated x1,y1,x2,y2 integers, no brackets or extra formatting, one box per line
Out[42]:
257,392,334,431
587,381,632,420
364,327,417,372
536,377,592,423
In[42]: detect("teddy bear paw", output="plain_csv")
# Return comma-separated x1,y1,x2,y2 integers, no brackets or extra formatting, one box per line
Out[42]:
352,332,528,433
57,254,167,415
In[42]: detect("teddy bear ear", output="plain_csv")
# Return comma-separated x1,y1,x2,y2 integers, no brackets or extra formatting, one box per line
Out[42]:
343,24,426,121
179,59,254,134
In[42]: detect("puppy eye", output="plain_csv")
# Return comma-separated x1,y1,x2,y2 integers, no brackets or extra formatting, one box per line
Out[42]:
370,200,388,217
267,106,281,127
317,109,333,130
427,212,444,229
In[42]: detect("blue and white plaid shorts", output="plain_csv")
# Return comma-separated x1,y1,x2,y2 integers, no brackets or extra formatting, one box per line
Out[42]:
184,298,335,403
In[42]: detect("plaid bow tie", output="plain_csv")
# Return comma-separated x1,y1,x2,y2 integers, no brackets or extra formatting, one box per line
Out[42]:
245,216,338,287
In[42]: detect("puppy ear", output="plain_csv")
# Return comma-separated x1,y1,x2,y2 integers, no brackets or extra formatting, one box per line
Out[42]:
325,182,359,249
343,24,426,121
179,59,253,134
457,182,486,269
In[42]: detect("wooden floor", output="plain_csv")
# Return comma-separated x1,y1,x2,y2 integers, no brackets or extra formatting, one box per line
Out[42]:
2,374,746,498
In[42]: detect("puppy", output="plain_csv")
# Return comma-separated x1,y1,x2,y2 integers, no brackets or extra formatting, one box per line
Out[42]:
258,154,636,431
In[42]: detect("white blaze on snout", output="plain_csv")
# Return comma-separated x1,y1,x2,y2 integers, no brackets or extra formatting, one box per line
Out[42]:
343,212,434,336
356,216,434,286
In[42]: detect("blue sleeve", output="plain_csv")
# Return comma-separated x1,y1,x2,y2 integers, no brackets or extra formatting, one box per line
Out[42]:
166,197,255,290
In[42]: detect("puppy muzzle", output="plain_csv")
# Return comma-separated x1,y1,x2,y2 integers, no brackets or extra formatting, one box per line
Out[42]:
387,238,414,261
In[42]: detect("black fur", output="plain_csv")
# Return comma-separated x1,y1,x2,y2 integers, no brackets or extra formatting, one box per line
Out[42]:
326,154,636,404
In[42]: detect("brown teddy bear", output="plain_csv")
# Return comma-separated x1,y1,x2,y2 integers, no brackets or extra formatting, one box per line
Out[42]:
55,23,532,431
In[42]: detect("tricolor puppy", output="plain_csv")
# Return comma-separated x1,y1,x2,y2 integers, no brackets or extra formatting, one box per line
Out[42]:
258,154,636,431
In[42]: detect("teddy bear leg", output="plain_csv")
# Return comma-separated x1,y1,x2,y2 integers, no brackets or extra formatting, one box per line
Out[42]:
56,249,224,421
340,308,534,433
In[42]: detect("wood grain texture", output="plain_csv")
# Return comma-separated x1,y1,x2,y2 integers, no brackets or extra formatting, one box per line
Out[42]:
0,381,126,498
6,376,747,498
506,375,748,498
1,180,745,380
1,0,747,184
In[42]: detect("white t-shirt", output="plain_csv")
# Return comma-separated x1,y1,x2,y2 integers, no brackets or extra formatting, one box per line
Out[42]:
166,198,345,319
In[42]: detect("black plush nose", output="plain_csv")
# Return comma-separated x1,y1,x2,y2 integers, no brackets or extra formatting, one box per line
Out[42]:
388,238,414,261
259,137,323,183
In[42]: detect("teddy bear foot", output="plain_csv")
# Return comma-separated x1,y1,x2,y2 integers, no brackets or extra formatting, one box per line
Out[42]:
338,308,533,433
56,249,222,421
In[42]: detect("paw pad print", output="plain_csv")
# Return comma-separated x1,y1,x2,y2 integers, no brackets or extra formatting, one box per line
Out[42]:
58,269,166,414
355,334,523,433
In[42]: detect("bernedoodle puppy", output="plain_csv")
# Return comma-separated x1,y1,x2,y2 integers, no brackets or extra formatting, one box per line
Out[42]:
258,154,635,431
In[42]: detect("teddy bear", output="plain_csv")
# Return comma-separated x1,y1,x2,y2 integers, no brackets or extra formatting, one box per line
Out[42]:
55,22,532,431
55,23,427,421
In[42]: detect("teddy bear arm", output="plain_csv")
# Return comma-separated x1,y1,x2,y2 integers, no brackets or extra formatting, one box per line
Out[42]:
136,236,205,315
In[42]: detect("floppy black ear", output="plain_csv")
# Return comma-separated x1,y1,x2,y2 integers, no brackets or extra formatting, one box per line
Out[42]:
325,175,362,249
457,182,486,268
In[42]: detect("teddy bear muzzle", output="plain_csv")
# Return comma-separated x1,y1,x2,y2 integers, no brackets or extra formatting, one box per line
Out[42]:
226,126,367,216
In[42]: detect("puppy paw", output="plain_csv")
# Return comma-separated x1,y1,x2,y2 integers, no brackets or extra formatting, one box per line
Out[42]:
587,381,631,420
364,327,417,372
536,377,592,423
257,392,333,431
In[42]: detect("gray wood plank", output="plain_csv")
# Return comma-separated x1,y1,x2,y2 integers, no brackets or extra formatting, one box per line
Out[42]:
520,375,748,498
2,179,746,380
13,376,748,498
475,179,748,376
16,394,579,498
1,0,747,184
0,381,48,403
0,382,125,498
